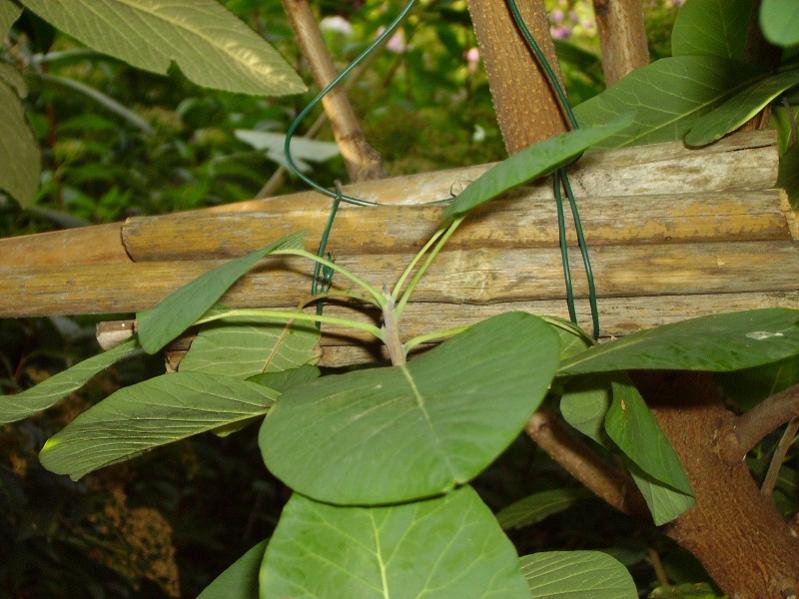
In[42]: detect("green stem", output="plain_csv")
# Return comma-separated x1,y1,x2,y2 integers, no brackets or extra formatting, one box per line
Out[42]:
298,289,375,308
395,216,464,319
195,308,385,341
404,325,471,353
273,248,385,308
391,227,445,299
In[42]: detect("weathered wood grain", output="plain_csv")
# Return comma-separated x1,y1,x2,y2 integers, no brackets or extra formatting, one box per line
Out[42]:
4,241,798,317
122,189,795,261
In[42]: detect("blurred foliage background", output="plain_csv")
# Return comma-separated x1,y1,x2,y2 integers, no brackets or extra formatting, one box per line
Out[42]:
0,1,716,597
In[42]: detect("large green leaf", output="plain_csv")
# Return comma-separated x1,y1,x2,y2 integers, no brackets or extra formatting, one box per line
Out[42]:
520,551,637,599
671,0,751,60
40,372,278,480
574,56,761,149
560,309,799,375
197,539,267,599
0,79,41,207
260,486,530,599
0,339,138,425
137,231,304,355
605,380,692,496
686,68,799,146
0,63,25,96
18,0,306,96
248,364,320,392
261,312,560,505
760,0,799,47
442,117,633,220
0,0,21,37
629,465,695,526
497,488,591,530
180,320,320,379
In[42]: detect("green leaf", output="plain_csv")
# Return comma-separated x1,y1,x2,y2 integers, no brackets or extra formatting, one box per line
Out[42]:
197,539,267,599
605,379,692,496
0,80,41,207
629,465,695,526
18,0,306,96
649,582,725,598
560,376,611,445
260,486,530,599
779,142,799,210
136,231,304,355
39,372,278,480
560,309,799,375
261,312,560,505
545,316,593,361
248,364,321,392
442,116,633,220
716,355,799,411
686,68,799,146
497,488,591,530
234,130,340,172
0,0,21,37
0,63,26,97
760,0,799,47
672,0,751,60
574,56,762,149
0,339,138,425
180,320,320,379
520,551,637,599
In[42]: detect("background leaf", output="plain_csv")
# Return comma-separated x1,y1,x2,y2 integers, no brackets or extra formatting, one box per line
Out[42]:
197,539,267,599
0,79,42,207
0,0,21,37
260,486,530,599
671,0,751,60
235,130,340,172
628,465,695,526
559,376,611,444
574,56,761,148
760,0,799,47
497,488,591,530
560,309,799,375
18,0,306,96
136,231,304,354
443,117,632,219
0,339,138,424
520,551,637,599
180,320,320,379
0,63,26,96
686,68,799,146
261,312,560,505
40,372,278,480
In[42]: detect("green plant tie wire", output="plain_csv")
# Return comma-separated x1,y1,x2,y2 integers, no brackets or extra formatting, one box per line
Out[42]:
505,0,601,339
283,1,418,307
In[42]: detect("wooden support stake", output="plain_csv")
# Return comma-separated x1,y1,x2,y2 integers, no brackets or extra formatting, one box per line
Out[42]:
592,0,649,85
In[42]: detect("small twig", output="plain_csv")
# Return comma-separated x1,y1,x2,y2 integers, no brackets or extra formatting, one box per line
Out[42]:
525,409,648,518
647,546,670,587
730,383,799,461
761,417,799,496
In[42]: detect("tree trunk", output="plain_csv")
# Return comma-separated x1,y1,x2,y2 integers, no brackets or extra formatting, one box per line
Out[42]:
592,0,649,85
466,0,568,152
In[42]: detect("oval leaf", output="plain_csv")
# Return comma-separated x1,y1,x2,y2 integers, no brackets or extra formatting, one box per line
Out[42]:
560,309,799,375
18,0,306,96
760,0,799,47
559,376,611,445
574,56,762,149
686,68,799,146
0,80,41,207
137,231,304,354
260,486,530,599
40,372,278,480
0,0,21,37
442,116,633,220
0,339,138,424
497,488,590,530
198,539,267,599
261,312,560,505
671,0,751,60
628,464,695,526
520,551,637,599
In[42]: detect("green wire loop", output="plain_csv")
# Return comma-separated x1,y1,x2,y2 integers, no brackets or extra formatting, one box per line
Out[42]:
505,0,601,339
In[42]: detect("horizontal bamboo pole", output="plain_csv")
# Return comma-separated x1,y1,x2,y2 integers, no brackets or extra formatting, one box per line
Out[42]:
5,241,798,317
122,189,797,260
0,131,780,271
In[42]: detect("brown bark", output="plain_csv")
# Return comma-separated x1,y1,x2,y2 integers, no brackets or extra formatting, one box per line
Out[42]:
634,372,799,599
466,0,569,152
281,0,384,181
591,0,649,85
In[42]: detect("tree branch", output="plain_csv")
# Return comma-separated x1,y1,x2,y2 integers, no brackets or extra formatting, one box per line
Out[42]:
281,0,384,181
761,417,799,496
525,409,648,518
591,0,649,85
729,383,799,462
